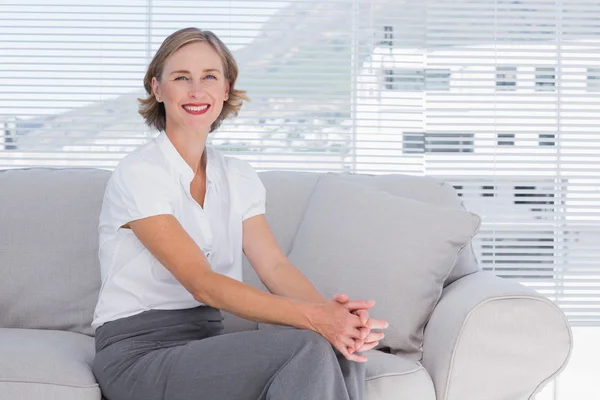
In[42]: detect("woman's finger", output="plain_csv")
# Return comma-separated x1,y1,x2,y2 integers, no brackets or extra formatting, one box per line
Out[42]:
365,318,389,330
350,327,363,339
359,326,370,340
363,331,385,343
340,335,358,351
334,293,349,303
340,299,375,311
355,309,369,325
355,341,379,353
336,344,368,363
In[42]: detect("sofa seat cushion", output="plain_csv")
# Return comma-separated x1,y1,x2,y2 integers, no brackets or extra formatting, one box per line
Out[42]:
0,328,101,400
364,350,436,400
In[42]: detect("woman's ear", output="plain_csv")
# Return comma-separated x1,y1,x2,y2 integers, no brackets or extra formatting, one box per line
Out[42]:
151,76,162,101
224,81,230,100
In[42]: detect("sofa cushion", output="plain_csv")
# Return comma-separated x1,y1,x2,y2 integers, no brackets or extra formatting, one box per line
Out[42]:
364,350,436,400
284,174,481,358
0,328,101,400
0,168,108,336
336,173,480,286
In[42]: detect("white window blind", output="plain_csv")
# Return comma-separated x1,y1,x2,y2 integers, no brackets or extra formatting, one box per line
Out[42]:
1,0,599,326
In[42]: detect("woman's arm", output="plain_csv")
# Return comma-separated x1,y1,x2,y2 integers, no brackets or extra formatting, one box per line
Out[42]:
242,214,328,303
128,214,317,329
129,213,373,362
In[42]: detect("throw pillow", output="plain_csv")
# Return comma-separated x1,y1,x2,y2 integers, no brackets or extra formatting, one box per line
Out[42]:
266,173,481,359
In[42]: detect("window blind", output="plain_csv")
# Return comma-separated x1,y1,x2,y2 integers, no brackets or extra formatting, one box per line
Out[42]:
1,0,599,325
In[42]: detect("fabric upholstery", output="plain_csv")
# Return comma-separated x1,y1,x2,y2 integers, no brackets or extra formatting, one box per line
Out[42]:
335,173,480,286
422,271,573,400
0,328,100,400
0,168,108,336
364,350,436,400
282,174,482,357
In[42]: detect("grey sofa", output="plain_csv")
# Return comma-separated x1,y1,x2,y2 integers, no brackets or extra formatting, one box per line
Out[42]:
0,168,572,400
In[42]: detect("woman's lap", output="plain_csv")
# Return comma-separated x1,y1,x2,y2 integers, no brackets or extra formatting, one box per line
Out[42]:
94,326,354,400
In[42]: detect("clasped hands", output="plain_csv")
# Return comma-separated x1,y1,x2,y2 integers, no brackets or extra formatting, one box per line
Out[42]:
333,293,389,360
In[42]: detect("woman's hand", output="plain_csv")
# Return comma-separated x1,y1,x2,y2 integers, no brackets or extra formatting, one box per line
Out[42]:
334,294,389,354
306,298,375,362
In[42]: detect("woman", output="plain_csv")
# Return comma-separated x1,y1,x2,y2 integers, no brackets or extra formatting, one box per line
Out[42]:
91,27,388,400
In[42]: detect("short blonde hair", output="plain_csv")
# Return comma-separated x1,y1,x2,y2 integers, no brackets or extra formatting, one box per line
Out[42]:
138,27,248,133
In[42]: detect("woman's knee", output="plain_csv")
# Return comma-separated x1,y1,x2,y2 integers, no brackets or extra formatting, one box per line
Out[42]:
289,329,334,354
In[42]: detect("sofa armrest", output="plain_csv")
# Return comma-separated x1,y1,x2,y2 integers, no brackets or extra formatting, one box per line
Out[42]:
422,271,572,400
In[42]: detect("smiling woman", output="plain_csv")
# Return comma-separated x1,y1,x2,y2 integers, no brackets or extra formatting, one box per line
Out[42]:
90,26,385,400
138,28,248,134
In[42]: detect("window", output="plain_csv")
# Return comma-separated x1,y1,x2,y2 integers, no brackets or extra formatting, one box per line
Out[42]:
403,132,474,154
381,25,393,47
383,69,395,90
498,133,515,146
383,69,450,91
496,66,517,90
403,132,425,153
481,185,496,197
382,69,420,91
539,133,556,146
452,185,463,197
514,185,555,214
588,67,600,92
480,234,555,280
535,67,556,91
425,69,451,91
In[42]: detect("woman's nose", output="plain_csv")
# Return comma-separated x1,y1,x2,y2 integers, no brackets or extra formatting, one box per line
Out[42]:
188,80,207,97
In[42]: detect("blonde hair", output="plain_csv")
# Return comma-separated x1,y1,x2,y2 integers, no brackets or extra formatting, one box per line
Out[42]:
138,27,248,133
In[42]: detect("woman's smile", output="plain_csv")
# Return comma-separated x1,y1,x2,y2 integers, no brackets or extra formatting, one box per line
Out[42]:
182,103,211,115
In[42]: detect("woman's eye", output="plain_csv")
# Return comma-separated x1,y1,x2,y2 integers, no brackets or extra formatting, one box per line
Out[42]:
204,74,217,80
174,76,188,81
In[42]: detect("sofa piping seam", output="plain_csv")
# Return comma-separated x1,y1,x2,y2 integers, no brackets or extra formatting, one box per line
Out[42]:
526,301,573,399
365,365,425,381
0,379,99,389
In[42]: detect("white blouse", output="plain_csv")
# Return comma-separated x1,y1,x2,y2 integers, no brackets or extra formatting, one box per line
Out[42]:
92,131,266,330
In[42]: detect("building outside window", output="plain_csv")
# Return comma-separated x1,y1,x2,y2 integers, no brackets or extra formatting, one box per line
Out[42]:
539,133,556,146
498,133,515,146
496,65,517,90
383,69,395,90
383,69,450,91
535,67,556,91
424,69,451,91
588,67,600,92
403,132,474,154
381,25,393,47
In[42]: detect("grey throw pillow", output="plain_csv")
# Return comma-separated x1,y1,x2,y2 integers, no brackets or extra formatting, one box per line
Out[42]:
275,173,481,359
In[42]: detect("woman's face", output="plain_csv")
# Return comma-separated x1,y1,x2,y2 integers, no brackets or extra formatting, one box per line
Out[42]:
152,41,230,135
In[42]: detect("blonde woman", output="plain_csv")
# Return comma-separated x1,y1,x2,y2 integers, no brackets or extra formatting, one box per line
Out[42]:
91,27,388,400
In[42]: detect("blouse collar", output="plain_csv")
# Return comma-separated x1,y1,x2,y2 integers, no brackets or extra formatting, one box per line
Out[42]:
155,131,216,184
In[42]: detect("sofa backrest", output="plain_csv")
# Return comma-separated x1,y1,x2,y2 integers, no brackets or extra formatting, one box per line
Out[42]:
0,168,478,336
0,168,110,336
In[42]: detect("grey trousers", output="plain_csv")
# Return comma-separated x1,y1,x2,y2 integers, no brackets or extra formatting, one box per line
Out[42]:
92,306,366,400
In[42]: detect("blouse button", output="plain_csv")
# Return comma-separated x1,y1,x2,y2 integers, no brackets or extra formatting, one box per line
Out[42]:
206,252,211,259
